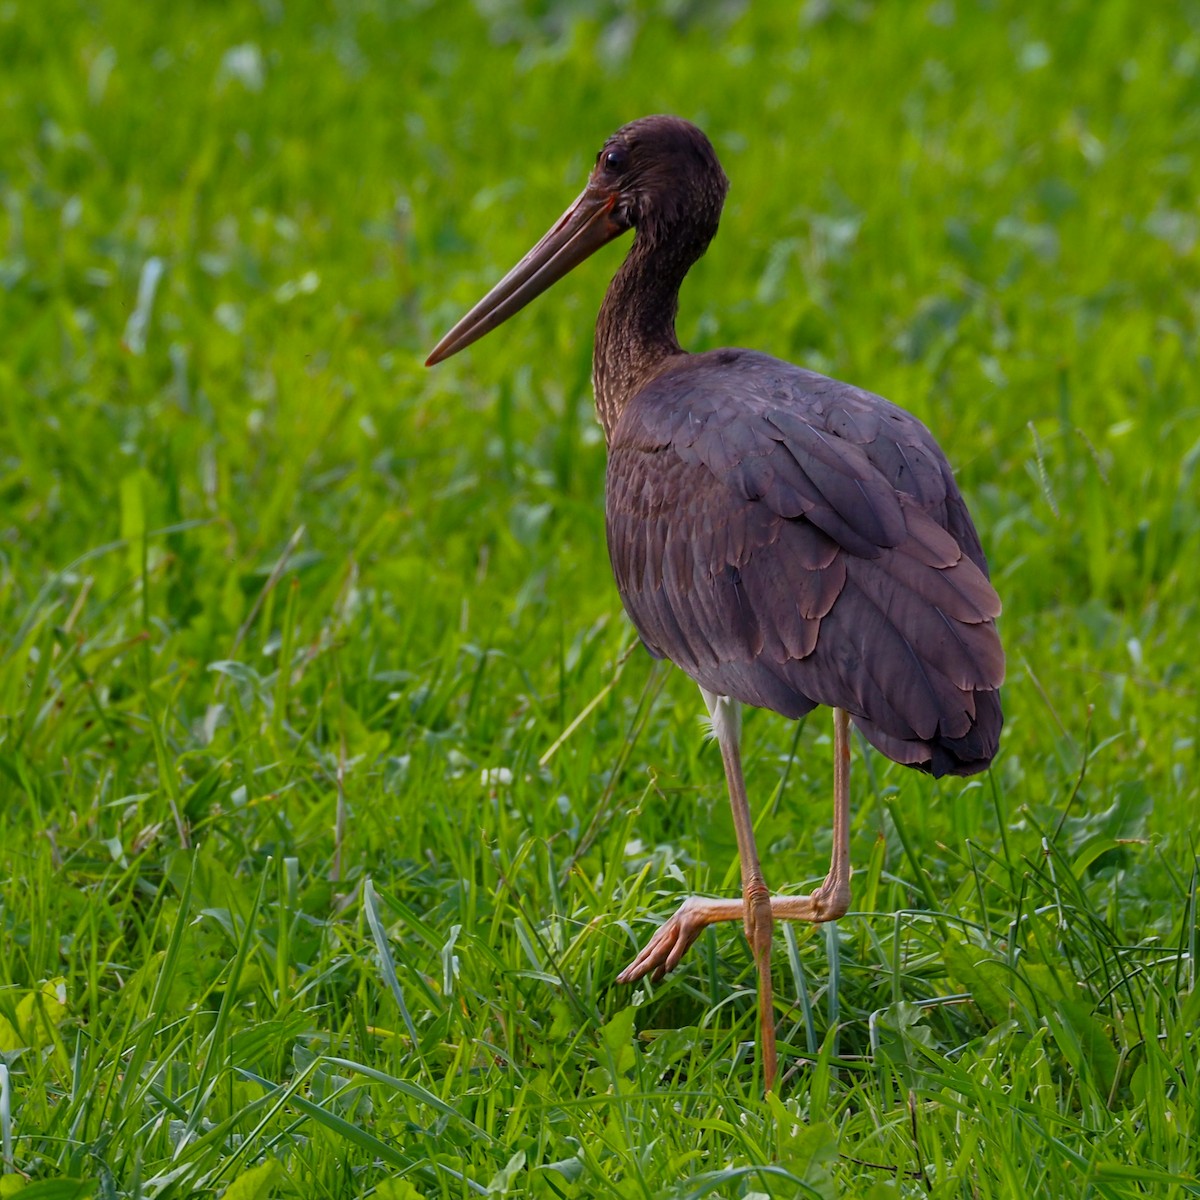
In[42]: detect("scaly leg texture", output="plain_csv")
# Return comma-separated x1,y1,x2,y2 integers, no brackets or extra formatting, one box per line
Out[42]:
618,704,854,1092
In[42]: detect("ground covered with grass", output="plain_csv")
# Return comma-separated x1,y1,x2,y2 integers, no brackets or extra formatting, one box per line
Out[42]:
2,0,1199,1196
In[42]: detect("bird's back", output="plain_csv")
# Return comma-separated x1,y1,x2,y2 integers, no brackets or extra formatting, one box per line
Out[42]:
605,349,1003,777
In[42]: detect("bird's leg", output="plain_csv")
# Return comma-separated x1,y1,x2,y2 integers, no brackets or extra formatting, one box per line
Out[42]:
823,705,853,914
617,707,854,1051
713,693,779,1093
618,691,779,1089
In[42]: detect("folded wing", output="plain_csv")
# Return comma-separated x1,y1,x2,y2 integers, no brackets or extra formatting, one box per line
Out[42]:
606,350,1003,777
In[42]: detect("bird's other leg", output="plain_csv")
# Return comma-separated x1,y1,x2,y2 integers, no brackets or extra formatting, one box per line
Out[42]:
829,705,852,910
711,692,778,1093
617,707,854,977
810,705,852,918
618,690,778,1091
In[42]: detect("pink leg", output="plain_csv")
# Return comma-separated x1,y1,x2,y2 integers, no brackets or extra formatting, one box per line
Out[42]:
618,706,854,1092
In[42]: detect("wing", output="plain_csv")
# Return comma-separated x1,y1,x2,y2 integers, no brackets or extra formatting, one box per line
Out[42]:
605,349,1004,777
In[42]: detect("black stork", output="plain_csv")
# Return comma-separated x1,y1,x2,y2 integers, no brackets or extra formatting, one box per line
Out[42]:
426,115,1003,1092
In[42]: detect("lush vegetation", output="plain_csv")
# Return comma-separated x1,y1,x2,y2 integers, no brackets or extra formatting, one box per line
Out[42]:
2,0,1198,1196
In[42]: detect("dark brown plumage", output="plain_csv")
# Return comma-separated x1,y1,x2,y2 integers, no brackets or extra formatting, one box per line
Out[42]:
606,349,1003,777
427,115,1004,1092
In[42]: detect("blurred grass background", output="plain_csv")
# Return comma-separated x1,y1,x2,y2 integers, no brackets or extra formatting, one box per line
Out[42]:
1,0,1198,1196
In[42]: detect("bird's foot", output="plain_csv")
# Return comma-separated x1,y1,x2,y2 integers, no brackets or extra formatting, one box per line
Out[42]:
616,879,852,987
616,895,736,984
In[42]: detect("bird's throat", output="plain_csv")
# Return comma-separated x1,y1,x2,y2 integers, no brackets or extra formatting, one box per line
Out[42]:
592,232,691,442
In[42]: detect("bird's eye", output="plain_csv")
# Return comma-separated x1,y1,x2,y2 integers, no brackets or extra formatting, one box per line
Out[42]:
603,147,629,174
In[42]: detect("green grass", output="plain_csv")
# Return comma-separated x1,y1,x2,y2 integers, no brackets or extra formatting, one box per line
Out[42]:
2,0,1199,1195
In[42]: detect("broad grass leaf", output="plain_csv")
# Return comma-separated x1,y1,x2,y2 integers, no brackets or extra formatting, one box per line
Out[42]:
767,1096,836,1200
1062,781,1152,851
871,1000,938,1067
0,1183,96,1199
220,1158,279,1200
1043,993,1119,1098
485,1151,525,1196
599,1006,637,1078
0,979,68,1052
373,1182,425,1200
541,1156,584,1183
0,1014,19,1053
118,469,149,578
940,938,1012,1027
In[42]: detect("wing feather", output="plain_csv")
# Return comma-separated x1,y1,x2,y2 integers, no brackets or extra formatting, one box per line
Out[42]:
606,349,1004,777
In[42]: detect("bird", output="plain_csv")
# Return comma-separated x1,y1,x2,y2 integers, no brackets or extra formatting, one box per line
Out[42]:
426,115,1003,1093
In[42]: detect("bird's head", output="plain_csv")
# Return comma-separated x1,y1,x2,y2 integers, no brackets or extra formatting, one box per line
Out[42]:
590,115,729,250
426,115,728,366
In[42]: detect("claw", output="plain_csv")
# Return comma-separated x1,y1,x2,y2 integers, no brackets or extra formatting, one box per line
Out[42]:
617,896,717,984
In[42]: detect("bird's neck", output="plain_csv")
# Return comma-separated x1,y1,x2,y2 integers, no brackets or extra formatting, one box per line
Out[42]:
592,233,691,442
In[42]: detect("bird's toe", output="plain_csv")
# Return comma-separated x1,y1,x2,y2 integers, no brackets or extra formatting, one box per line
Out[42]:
617,897,712,984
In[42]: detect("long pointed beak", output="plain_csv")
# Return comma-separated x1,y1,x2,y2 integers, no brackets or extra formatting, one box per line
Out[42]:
426,187,626,366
